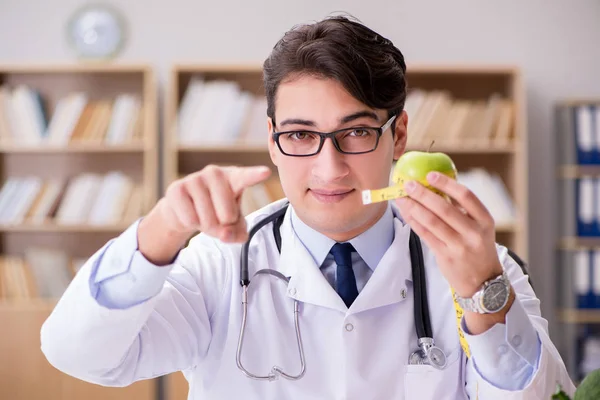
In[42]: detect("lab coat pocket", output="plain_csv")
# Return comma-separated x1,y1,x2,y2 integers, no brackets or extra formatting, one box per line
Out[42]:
403,346,464,400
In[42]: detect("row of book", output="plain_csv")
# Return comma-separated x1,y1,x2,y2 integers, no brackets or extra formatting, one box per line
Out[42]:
0,171,143,226
240,176,285,216
0,168,514,229
0,247,85,300
237,167,516,227
456,168,517,226
177,77,267,146
0,84,143,146
404,90,514,148
559,177,600,237
176,77,517,149
572,249,600,309
557,103,600,165
387,166,516,226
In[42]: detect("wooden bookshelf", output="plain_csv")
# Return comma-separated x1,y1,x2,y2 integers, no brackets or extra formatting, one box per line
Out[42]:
0,64,159,400
554,98,600,382
163,63,529,400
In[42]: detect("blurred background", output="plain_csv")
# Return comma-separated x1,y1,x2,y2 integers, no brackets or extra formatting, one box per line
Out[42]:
0,0,599,399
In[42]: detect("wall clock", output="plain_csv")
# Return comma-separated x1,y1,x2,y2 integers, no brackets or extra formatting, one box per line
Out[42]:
67,3,127,60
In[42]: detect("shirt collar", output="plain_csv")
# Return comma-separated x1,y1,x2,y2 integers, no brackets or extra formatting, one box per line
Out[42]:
290,202,395,271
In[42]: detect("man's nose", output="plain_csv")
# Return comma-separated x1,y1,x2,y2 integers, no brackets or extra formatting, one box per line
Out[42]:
312,137,349,180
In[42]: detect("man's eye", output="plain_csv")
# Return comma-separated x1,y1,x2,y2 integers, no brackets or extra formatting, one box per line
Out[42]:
288,132,311,140
349,129,371,137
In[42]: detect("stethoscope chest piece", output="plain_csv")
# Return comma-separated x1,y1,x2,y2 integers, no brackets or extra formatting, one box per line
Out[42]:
409,337,447,369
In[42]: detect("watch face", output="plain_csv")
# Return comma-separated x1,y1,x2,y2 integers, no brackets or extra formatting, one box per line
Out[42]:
482,281,508,312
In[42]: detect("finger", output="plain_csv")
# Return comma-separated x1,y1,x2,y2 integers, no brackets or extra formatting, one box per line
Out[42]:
229,217,249,242
203,167,240,225
395,196,459,248
166,183,200,230
226,166,272,195
210,215,248,243
186,178,219,232
404,179,476,235
426,171,493,225
396,198,446,252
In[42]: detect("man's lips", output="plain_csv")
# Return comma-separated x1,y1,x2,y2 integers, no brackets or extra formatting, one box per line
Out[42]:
309,188,354,196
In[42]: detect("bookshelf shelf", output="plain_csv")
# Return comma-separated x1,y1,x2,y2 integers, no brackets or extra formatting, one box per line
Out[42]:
559,237,600,251
163,63,528,400
558,165,600,179
0,298,56,310
0,142,146,153
495,222,520,233
559,309,600,324
177,144,268,153
0,223,133,233
0,64,158,400
176,143,519,155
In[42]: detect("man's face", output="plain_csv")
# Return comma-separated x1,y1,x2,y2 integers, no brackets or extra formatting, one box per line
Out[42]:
268,75,408,241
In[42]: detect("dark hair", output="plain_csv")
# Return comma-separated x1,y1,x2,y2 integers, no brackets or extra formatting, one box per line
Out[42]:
262,15,407,126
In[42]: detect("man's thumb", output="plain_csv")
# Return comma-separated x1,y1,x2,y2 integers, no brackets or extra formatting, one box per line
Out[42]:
229,165,272,194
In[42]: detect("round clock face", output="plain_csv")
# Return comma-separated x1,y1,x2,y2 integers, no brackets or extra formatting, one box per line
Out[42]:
67,4,126,60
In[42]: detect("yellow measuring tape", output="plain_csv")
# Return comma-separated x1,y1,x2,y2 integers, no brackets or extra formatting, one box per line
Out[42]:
362,183,448,205
361,185,408,204
452,289,478,398
451,288,471,359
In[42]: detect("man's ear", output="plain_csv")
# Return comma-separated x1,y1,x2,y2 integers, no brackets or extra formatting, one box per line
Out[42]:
267,117,279,167
393,110,408,161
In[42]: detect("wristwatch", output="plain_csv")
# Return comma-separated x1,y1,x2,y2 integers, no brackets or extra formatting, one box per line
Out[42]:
454,271,511,314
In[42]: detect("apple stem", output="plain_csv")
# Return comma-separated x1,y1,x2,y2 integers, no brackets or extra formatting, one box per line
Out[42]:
428,140,435,152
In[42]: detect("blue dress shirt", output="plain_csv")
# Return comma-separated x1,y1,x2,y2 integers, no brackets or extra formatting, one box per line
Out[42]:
89,202,541,391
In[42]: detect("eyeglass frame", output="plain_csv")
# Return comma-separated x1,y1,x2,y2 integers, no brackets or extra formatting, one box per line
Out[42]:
271,114,397,157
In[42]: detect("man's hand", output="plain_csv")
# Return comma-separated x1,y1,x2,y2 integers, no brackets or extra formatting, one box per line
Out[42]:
138,164,272,265
395,171,513,334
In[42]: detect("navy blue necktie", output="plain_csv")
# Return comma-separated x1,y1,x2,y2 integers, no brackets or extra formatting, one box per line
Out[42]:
330,243,358,308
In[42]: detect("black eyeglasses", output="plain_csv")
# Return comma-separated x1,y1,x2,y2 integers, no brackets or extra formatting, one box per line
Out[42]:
272,115,397,157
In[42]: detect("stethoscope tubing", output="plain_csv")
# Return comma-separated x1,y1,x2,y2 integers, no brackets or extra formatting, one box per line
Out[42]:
237,202,436,380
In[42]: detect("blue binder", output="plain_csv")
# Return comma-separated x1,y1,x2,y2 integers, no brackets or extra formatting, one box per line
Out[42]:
573,104,599,165
575,178,600,237
576,250,595,309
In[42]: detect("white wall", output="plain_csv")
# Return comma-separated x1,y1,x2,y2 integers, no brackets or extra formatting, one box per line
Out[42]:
2,0,600,336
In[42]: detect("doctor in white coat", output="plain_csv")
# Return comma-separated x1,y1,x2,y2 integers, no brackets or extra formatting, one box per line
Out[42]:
41,15,575,400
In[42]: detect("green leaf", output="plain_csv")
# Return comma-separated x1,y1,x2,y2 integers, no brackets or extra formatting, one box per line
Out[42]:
552,383,571,400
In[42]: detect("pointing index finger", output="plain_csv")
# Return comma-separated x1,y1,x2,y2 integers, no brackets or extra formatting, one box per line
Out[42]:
227,165,273,195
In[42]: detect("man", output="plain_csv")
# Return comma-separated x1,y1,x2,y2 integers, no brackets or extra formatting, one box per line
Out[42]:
41,15,575,399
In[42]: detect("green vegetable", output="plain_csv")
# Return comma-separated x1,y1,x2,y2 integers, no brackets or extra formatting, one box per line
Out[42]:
574,369,600,400
553,369,600,399
552,383,571,400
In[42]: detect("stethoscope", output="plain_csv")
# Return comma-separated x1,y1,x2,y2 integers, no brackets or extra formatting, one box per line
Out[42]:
235,202,447,382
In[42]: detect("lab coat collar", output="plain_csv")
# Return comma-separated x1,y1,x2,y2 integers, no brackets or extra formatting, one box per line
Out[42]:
349,215,412,314
278,205,348,313
277,202,413,315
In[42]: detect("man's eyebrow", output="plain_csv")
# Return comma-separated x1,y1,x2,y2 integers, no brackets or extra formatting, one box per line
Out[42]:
340,111,380,124
278,111,380,128
279,118,316,127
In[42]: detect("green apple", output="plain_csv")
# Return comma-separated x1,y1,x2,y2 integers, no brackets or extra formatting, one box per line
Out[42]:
392,150,457,195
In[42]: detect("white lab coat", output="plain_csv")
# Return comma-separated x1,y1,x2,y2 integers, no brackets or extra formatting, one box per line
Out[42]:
41,198,576,399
